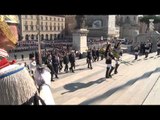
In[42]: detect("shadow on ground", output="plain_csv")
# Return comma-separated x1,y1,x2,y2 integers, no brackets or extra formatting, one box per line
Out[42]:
61,77,106,95
80,67,160,105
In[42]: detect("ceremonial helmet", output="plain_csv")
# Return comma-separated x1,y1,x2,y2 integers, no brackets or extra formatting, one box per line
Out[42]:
0,15,19,46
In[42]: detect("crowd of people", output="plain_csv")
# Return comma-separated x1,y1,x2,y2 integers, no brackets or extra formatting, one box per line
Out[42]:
133,39,160,60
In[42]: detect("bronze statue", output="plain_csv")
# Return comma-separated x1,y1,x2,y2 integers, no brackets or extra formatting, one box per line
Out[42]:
75,15,86,29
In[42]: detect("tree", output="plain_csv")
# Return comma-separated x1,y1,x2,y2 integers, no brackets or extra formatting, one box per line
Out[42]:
140,15,160,32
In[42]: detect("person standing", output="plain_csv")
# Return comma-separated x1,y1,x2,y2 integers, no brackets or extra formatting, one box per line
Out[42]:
105,44,115,78
69,51,76,73
63,52,69,73
96,48,100,61
45,54,54,81
134,43,140,60
112,42,122,74
144,40,151,58
21,54,24,61
87,48,93,69
52,51,59,79
14,54,17,60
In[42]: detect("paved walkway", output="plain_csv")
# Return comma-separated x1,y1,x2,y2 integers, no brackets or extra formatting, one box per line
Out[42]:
51,52,160,105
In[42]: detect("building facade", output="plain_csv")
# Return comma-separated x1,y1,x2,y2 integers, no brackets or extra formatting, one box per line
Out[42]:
65,15,76,39
86,15,117,39
117,15,140,41
19,15,65,41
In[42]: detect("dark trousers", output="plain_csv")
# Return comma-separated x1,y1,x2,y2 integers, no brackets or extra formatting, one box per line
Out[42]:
157,49,160,55
59,60,63,71
135,54,138,60
145,52,149,58
64,64,69,72
87,59,92,69
70,62,75,72
53,64,59,77
48,66,54,81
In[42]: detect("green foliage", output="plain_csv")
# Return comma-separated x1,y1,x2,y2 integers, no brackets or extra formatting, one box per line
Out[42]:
140,15,160,24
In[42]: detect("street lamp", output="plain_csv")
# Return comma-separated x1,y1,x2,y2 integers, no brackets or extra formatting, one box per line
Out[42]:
37,15,42,65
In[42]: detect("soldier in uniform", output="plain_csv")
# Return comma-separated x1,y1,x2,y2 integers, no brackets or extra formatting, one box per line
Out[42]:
157,40,160,55
87,48,93,69
2,15,56,105
144,40,151,58
134,42,140,60
112,42,122,74
105,43,115,78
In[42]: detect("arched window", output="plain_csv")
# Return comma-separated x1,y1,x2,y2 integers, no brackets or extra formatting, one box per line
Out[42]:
41,34,44,40
46,34,48,40
31,34,34,40
50,34,52,40
25,34,29,40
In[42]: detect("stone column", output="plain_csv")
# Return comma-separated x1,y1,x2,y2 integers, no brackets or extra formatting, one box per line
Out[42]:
72,28,89,53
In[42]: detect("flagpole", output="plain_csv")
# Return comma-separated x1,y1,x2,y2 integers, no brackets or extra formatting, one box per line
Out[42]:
37,15,42,66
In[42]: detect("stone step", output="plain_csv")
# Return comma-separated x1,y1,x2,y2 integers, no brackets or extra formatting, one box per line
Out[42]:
96,57,158,105
51,66,103,89
143,74,160,105
108,68,160,105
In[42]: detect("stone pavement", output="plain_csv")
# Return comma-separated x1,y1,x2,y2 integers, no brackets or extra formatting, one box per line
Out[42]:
50,52,160,105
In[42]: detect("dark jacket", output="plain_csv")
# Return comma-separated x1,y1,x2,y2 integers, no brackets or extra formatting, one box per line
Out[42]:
63,55,69,64
69,53,75,63
87,51,92,60
52,55,59,65
105,51,114,64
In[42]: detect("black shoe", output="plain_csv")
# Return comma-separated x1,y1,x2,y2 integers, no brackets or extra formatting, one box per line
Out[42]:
109,75,112,78
106,76,109,78
114,71,118,74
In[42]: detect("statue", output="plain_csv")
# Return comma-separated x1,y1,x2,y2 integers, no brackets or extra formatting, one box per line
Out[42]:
75,15,86,29
149,19,154,31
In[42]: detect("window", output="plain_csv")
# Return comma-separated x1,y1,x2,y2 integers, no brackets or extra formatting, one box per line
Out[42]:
25,21,27,25
61,26,63,30
41,25,43,31
25,34,29,40
46,26,48,31
41,22,43,25
54,26,56,31
50,26,52,31
54,18,56,21
25,15,27,18
31,21,33,25
31,25,34,31
58,26,60,31
25,25,28,31
54,34,56,39
46,17,47,20
50,17,52,20
31,34,34,40
61,34,64,38
41,34,44,40
46,34,48,40
50,34,52,40
31,16,33,19
58,18,60,21
41,16,43,20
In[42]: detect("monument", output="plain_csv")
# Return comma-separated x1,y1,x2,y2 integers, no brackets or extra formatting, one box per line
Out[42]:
72,15,89,53
135,19,160,52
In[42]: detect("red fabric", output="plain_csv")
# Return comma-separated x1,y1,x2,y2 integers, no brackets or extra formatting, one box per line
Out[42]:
0,58,16,69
